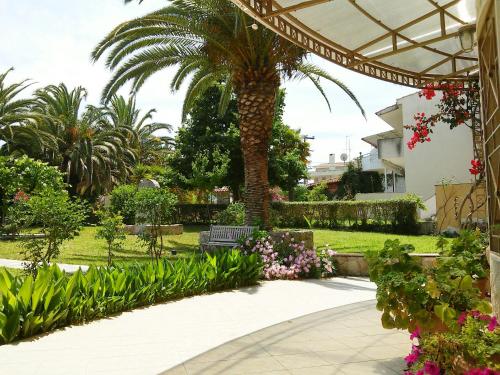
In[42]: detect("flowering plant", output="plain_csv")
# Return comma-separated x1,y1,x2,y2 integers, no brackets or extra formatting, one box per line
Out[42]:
405,81,482,177
404,311,499,374
239,232,336,280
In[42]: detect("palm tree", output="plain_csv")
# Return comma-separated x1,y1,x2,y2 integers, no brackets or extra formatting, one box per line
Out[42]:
28,84,137,196
0,68,55,156
105,95,173,165
92,0,365,227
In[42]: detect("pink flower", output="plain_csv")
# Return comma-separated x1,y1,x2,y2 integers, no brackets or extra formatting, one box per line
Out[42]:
404,352,419,366
410,326,421,340
458,311,468,326
423,361,440,375
487,316,498,332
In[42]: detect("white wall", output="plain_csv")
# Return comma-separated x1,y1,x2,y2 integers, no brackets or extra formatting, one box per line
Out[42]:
399,92,474,201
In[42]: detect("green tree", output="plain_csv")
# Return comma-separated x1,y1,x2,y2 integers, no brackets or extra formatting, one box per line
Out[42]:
92,0,365,227
308,182,329,201
135,188,177,261
96,210,126,266
104,95,173,165
0,68,55,156
336,161,384,199
20,189,86,277
24,84,137,197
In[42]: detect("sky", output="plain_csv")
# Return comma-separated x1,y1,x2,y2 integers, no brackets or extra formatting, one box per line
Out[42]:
0,0,417,166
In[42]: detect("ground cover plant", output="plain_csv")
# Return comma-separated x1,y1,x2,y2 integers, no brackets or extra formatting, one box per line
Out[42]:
0,249,261,344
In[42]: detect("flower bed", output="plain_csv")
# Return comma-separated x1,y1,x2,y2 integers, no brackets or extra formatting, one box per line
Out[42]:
0,249,261,344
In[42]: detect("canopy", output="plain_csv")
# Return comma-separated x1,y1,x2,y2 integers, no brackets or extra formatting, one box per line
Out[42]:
233,0,478,87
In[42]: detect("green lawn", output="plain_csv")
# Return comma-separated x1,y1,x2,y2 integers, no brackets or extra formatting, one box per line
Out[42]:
312,229,437,254
0,225,437,267
0,225,206,266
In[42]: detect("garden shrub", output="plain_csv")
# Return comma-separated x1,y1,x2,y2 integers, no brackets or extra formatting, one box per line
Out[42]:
239,232,336,279
271,195,423,234
0,156,65,233
95,211,126,266
19,189,87,276
174,203,229,224
214,202,245,225
365,231,491,333
110,184,137,224
135,188,178,261
404,311,499,374
0,249,261,344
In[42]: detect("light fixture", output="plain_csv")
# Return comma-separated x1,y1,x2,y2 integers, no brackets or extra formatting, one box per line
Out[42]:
458,24,476,52
250,23,258,31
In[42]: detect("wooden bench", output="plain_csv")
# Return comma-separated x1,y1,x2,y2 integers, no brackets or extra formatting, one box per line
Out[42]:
204,225,257,250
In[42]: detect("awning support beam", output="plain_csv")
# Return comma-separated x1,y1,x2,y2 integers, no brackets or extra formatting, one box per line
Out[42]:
266,0,333,17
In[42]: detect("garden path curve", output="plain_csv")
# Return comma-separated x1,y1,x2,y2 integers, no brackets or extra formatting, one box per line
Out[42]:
0,277,405,375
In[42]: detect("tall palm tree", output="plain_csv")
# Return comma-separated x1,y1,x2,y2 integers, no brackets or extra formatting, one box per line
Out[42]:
0,68,55,156
105,95,173,165
27,84,137,196
92,0,365,227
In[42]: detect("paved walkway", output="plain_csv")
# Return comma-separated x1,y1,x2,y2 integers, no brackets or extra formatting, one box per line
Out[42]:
0,278,408,375
164,301,408,375
0,258,88,273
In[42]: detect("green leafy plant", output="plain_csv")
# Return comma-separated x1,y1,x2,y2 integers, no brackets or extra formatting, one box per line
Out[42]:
0,249,261,344
214,203,245,226
20,189,87,277
95,211,126,266
366,231,490,333
110,184,138,224
135,188,177,261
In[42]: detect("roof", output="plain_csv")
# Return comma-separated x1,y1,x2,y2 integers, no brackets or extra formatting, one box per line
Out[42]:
362,129,402,147
233,0,478,87
313,162,348,168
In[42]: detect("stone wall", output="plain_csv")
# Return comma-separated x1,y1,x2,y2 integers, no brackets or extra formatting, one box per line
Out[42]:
124,224,183,236
489,250,500,316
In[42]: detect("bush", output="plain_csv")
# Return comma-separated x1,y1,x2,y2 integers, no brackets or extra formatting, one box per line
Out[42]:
271,195,423,234
174,204,229,224
20,189,87,276
239,232,336,280
215,202,245,225
0,249,261,344
95,211,126,266
135,188,178,260
365,231,491,333
110,184,137,224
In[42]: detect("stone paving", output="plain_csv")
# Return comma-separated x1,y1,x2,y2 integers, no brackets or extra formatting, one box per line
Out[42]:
164,300,409,375
0,277,408,374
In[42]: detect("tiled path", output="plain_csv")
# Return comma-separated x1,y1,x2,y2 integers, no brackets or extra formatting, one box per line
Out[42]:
164,300,409,375
0,278,408,374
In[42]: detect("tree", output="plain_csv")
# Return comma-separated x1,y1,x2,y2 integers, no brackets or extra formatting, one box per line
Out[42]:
96,210,126,266
0,68,55,156
105,95,173,165
336,160,384,199
20,188,86,277
92,0,365,227
22,84,137,197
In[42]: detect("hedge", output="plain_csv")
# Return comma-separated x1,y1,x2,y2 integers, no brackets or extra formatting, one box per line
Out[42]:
174,204,229,224
271,197,422,234
0,250,261,344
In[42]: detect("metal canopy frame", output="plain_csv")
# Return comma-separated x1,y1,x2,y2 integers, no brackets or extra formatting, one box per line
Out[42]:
235,0,479,87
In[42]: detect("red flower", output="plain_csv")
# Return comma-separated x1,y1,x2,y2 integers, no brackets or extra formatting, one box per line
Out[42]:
410,326,421,340
420,85,436,100
423,361,440,375
487,316,498,332
458,311,468,325
13,190,29,202
469,159,483,176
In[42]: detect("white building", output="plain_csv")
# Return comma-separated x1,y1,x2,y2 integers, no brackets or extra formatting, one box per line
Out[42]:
309,154,348,183
360,91,475,217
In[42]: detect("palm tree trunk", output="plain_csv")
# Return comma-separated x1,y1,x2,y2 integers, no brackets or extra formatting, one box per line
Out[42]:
236,80,278,228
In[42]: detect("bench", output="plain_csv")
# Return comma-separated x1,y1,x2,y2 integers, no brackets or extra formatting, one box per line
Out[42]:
204,225,257,251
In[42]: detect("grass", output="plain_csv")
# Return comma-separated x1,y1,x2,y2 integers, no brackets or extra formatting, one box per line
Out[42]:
312,229,438,254
0,225,437,267
0,225,206,266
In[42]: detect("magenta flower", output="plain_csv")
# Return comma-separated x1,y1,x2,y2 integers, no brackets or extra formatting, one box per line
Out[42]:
487,316,498,332
458,311,468,326
404,353,419,366
423,361,440,375
410,326,421,340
